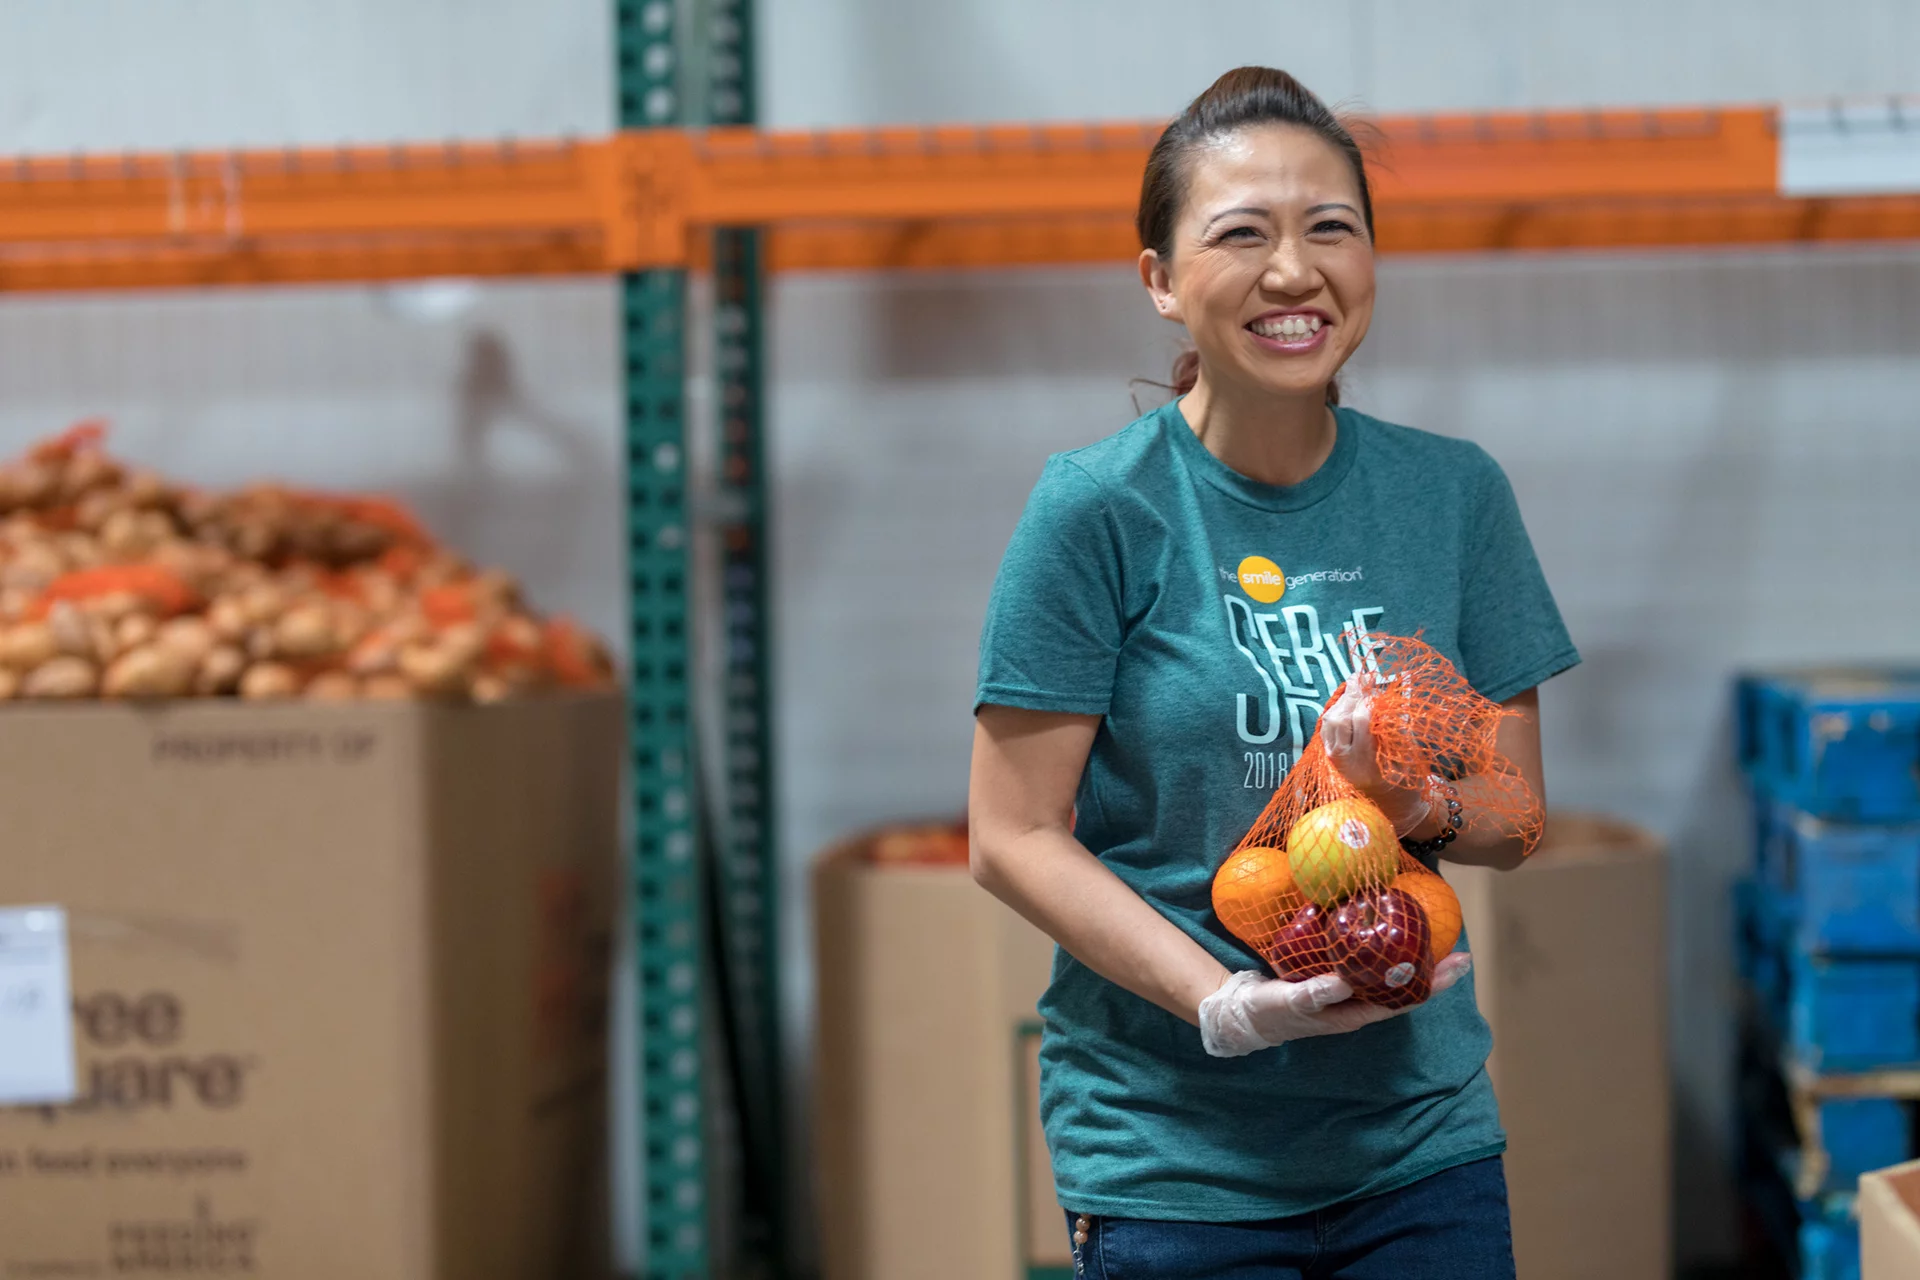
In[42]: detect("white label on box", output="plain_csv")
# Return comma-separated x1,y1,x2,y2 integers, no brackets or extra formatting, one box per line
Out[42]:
0,906,77,1105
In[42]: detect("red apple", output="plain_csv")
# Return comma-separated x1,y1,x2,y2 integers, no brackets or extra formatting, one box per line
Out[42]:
1330,887,1434,1010
1264,903,1338,980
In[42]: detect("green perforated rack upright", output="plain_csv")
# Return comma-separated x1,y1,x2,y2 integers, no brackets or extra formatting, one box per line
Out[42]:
706,0,787,1271
619,0,706,1274
621,0,783,1274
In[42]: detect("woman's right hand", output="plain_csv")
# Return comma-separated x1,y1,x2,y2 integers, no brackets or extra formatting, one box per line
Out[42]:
1197,954,1474,1057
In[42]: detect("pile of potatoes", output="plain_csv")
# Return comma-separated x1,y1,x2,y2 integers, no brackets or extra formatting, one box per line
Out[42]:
0,425,614,703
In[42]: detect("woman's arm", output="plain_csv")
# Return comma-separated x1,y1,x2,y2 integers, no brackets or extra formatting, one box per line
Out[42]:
969,705,1230,1026
1325,686,1546,872
1436,687,1545,870
972,703,1476,1050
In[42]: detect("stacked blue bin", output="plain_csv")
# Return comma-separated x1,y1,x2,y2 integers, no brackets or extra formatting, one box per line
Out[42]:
1735,669,1920,1280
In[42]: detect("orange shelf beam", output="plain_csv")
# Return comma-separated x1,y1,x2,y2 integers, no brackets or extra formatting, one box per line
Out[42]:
0,139,634,291
1,106,1916,292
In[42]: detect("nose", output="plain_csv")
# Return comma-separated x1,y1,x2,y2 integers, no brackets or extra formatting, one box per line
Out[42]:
1262,236,1322,297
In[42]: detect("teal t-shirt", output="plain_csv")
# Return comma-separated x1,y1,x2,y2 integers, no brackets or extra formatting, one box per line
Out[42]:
974,399,1580,1221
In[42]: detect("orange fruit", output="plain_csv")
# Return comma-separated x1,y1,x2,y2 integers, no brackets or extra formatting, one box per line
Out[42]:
1390,869,1463,963
1211,845,1298,953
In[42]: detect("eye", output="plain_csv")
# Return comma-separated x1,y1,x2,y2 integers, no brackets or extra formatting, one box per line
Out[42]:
1311,219,1357,237
1218,225,1263,243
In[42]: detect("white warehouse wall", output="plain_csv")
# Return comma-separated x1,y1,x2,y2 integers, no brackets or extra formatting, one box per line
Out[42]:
4,3,1919,1272
764,0,1920,125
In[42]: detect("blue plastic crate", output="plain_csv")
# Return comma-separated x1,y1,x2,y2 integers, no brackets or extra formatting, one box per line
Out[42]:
1788,953,1920,1071
1737,878,1792,1015
1800,1216,1862,1280
1736,1032,1911,1196
1755,803,1920,955
1736,878,1771,987
1815,1097,1911,1188
1754,794,1790,887
1739,669,1920,823
1740,1149,1861,1280
1737,672,1776,775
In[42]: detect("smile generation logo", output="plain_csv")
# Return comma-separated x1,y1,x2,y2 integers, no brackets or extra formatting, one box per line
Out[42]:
1236,556,1286,605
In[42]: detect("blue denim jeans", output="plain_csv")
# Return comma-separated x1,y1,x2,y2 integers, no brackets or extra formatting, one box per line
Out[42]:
1063,1156,1515,1279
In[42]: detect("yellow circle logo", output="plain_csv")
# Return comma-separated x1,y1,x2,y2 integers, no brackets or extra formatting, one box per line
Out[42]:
1237,556,1286,604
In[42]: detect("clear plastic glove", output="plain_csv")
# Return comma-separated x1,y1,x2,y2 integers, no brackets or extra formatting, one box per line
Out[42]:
1198,955,1475,1057
1319,674,1431,837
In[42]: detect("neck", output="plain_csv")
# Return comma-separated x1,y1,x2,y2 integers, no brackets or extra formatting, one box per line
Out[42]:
1177,372,1337,487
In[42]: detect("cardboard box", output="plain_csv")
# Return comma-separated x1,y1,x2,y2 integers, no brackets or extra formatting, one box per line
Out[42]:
0,695,620,1280
1444,813,1671,1280
1862,1158,1920,1279
815,813,1667,1280
813,840,1067,1280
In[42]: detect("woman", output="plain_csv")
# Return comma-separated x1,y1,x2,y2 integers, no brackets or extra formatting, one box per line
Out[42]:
968,67,1579,1279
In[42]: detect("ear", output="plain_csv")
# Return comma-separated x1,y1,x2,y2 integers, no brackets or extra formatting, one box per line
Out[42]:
1138,249,1183,324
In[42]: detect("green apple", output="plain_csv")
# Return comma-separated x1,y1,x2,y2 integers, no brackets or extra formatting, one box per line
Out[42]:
1286,798,1400,907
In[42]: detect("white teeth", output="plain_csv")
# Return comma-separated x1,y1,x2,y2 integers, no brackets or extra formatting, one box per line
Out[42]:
1250,315,1326,340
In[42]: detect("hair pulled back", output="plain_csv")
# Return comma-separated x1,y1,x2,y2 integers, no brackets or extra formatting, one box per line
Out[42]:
1137,67,1374,401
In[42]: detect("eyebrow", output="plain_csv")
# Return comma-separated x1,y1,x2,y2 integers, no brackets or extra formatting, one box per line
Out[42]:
1203,206,1269,231
1203,202,1362,230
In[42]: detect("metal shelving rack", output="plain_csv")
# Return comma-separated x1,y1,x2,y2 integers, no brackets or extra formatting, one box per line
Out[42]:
704,0,786,1271
1,22,1917,1277
615,2,709,1277
623,1,780,1274
10,106,1920,287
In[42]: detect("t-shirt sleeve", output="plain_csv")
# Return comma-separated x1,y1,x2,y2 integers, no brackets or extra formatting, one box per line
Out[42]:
1456,447,1581,704
975,457,1125,717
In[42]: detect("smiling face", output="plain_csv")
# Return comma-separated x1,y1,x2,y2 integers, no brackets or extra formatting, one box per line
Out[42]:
1141,123,1376,402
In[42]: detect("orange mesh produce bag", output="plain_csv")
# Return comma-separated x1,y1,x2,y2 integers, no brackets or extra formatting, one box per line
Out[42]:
1211,633,1543,1008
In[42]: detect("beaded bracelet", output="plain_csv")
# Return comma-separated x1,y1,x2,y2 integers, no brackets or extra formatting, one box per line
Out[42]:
1401,780,1462,858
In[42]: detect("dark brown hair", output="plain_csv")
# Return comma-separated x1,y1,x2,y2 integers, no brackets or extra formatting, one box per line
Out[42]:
1137,67,1374,401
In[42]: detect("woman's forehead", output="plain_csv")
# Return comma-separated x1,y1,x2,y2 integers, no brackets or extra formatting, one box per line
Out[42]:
1185,126,1360,211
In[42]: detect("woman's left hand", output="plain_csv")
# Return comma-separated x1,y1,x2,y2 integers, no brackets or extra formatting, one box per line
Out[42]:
1199,954,1477,1056
1320,677,1431,837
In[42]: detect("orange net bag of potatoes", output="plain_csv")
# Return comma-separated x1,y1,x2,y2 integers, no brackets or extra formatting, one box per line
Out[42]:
1211,633,1543,1009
